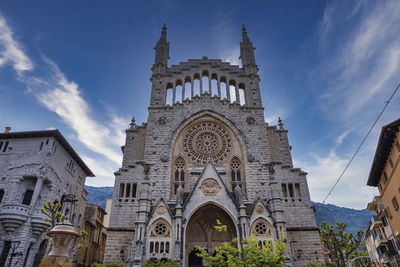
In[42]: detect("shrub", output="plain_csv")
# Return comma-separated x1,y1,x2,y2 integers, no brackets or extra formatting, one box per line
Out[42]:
143,258,179,267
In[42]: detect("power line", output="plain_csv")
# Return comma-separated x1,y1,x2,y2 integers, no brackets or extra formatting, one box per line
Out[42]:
322,82,400,204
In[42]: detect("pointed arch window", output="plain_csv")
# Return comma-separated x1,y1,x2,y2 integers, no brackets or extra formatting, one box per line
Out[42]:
230,157,243,191
172,157,186,195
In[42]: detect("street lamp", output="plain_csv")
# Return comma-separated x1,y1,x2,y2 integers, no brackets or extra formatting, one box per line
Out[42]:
8,240,22,267
63,194,77,223
120,248,125,262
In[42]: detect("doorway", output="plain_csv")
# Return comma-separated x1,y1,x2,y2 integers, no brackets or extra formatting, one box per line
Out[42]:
185,204,237,266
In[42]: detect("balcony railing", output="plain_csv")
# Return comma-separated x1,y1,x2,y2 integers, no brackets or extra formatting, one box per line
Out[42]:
371,215,383,228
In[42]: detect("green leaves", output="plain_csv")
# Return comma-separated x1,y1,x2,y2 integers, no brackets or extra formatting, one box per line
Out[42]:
143,258,179,267
214,219,228,232
196,220,287,267
320,221,368,266
40,200,66,228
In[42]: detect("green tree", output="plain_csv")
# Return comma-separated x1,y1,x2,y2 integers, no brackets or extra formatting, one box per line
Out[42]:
40,201,65,228
320,221,370,267
195,220,287,267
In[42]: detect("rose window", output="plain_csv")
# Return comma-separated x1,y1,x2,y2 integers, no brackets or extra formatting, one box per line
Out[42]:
151,222,170,237
155,223,167,235
195,132,220,154
254,222,270,236
182,121,232,165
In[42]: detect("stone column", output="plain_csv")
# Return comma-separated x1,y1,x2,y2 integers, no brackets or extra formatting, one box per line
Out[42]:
30,176,44,207
172,84,176,104
134,180,151,267
235,85,240,104
191,79,194,98
208,75,212,94
182,83,185,101
174,203,182,263
217,80,221,98
239,204,248,237
200,76,203,95
226,82,231,101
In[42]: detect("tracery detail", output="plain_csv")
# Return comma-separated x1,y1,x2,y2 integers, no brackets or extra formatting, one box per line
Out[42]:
182,121,232,165
230,157,243,191
172,157,186,194
251,218,273,237
150,221,171,237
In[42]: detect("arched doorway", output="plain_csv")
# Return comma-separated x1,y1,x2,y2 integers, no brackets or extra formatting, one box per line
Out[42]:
185,204,237,267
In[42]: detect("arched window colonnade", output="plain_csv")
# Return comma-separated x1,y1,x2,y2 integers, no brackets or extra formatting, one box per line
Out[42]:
165,70,246,106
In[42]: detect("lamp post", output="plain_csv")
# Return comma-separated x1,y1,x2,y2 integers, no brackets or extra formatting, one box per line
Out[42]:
63,194,77,223
8,240,21,267
120,248,125,263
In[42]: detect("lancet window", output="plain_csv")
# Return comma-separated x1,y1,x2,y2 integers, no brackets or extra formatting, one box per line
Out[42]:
251,218,274,250
172,157,186,195
148,219,172,259
230,157,243,191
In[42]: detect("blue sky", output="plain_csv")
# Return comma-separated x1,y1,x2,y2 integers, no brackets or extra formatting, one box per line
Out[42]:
0,0,399,209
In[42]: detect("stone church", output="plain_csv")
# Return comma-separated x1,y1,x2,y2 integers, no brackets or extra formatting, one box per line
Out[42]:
105,25,323,266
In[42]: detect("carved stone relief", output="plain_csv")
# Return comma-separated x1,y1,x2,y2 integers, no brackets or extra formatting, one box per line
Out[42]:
255,204,264,214
157,205,166,215
200,178,221,196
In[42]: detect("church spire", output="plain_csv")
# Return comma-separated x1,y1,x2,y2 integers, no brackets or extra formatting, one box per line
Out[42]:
153,24,169,70
240,25,257,71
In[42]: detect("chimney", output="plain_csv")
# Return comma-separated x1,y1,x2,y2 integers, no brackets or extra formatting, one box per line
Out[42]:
4,127,11,133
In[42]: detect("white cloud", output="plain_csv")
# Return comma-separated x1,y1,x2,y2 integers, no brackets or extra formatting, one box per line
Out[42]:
0,15,33,74
35,57,123,165
221,47,240,66
295,149,377,209
303,0,400,209
317,0,400,123
212,18,242,67
82,155,116,181
335,128,354,146
0,15,125,180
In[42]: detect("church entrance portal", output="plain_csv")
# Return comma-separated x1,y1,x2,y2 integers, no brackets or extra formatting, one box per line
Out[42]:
185,204,237,267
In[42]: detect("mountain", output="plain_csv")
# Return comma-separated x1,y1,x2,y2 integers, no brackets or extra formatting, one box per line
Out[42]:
85,185,114,210
312,201,373,234
84,186,373,234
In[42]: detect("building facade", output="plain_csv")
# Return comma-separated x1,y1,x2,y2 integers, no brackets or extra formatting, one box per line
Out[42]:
365,196,398,266
105,26,323,266
0,129,94,267
77,203,107,266
366,118,400,266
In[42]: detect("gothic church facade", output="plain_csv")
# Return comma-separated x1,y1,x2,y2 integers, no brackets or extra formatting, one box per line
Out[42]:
105,26,323,266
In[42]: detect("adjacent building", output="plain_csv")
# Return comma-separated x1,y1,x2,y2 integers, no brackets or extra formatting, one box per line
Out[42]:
104,26,323,266
0,129,94,267
365,196,398,266
366,118,400,266
77,203,107,266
